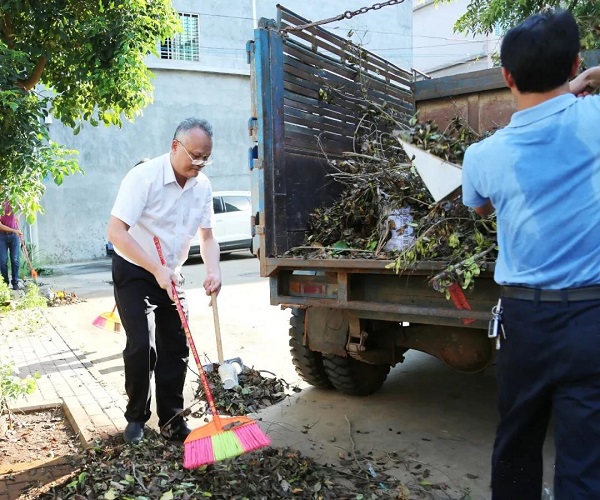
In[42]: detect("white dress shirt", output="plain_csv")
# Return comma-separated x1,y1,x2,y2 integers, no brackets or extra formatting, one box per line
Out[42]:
110,153,214,273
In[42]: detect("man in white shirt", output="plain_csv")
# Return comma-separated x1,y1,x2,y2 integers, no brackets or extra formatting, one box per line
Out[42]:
107,117,221,444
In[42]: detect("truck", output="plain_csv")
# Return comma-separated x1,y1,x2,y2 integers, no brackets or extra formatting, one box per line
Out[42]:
246,6,516,396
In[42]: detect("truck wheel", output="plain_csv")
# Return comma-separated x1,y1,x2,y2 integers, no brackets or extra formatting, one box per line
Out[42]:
322,354,390,396
289,308,332,389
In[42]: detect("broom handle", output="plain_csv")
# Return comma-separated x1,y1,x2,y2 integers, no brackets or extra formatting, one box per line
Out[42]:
15,221,37,280
153,236,222,428
210,293,225,364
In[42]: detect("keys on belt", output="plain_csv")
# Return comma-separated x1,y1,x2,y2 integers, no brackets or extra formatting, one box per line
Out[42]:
488,298,506,350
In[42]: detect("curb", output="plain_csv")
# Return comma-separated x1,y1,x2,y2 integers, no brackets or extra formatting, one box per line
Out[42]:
5,315,127,448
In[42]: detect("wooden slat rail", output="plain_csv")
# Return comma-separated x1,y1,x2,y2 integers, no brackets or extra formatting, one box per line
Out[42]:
282,26,411,92
415,68,505,100
285,124,347,146
278,7,414,85
284,106,357,137
283,85,361,125
285,130,351,155
272,6,415,159
283,50,413,113
283,93,356,124
284,41,412,98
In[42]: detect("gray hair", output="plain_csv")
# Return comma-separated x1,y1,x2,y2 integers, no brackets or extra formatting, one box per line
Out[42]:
173,118,213,140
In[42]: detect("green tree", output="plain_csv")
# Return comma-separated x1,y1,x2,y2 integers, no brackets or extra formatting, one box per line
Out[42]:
450,0,600,52
1,0,180,219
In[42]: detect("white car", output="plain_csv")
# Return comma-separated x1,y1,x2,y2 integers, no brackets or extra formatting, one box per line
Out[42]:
106,191,252,258
188,190,252,257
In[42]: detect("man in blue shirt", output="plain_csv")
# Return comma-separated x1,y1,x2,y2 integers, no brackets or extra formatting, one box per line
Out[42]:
462,9,600,499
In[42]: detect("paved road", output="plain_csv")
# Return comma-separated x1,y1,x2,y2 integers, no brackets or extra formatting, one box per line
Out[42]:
40,253,556,498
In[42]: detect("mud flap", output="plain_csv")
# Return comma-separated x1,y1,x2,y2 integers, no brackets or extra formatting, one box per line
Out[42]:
305,307,349,357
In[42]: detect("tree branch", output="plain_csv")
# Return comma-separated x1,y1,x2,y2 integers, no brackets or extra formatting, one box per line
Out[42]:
18,57,47,90
427,245,497,287
3,13,15,48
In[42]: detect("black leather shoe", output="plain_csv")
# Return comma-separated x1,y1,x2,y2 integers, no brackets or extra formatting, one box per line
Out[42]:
124,422,144,444
161,421,192,442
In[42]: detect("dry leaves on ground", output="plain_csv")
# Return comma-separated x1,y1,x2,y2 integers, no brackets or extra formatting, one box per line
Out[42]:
189,365,301,418
46,289,84,307
29,372,465,499
0,407,83,467
38,430,452,499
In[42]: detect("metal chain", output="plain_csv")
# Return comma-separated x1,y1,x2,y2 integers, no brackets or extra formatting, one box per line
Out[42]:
279,0,405,33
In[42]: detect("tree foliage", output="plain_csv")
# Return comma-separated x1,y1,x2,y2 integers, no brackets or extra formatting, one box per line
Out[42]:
448,0,600,52
0,0,180,219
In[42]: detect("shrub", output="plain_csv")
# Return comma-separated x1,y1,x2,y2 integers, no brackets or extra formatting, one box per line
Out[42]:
16,282,47,309
0,281,10,305
0,361,40,418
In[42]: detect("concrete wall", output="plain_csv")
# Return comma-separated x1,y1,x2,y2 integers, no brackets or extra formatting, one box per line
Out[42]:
39,1,412,263
413,0,499,77
41,71,250,262
163,0,414,72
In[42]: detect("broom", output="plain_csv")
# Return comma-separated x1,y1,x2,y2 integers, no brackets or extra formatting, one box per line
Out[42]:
16,226,38,282
153,236,270,468
92,304,122,333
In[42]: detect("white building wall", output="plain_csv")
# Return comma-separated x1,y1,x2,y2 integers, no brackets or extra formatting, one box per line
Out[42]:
40,1,412,263
413,0,500,77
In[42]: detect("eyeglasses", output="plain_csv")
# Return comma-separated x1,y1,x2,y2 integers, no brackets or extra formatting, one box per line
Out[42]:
176,140,213,166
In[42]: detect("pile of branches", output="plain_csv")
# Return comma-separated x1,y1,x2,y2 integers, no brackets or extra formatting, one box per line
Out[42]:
288,99,497,293
190,365,300,418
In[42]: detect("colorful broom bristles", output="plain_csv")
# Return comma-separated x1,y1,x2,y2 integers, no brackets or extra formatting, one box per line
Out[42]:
183,416,271,469
92,305,121,333
153,236,270,469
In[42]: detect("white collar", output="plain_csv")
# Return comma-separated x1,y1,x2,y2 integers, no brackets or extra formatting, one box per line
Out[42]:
161,154,198,190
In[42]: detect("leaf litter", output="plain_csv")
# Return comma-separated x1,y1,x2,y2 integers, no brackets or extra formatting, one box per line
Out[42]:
286,98,498,295
188,365,301,418
37,429,465,499
31,366,470,499
46,289,84,307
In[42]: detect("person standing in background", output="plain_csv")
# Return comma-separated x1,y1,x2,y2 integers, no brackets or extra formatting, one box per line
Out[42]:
0,199,23,291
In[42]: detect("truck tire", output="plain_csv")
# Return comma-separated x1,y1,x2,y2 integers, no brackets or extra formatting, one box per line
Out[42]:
289,308,333,389
322,354,390,396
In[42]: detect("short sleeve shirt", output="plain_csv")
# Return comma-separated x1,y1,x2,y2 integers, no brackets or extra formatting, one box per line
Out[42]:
462,94,600,289
0,202,17,230
110,153,214,273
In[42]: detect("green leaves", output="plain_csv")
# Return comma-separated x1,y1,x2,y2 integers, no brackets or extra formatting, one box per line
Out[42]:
0,359,40,417
451,0,600,51
0,0,181,218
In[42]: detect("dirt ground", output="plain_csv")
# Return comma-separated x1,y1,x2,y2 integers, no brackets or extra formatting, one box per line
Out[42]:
0,408,84,500
0,407,81,467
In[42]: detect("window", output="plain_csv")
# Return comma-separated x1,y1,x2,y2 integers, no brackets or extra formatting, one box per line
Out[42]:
223,196,251,213
213,197,224,214
160,13,199,62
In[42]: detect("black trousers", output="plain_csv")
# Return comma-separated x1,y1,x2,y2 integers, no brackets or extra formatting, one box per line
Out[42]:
112,254,189,429
492,296,600,499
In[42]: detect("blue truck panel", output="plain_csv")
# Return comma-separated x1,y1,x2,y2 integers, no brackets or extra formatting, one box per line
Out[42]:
248,7,498,384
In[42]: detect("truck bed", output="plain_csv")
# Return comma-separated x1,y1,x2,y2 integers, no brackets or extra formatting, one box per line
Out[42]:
265,256,498,329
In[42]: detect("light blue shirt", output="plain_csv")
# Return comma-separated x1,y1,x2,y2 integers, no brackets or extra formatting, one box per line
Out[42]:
462,93,600,289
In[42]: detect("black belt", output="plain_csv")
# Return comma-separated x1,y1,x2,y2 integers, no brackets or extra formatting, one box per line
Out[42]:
501,285,600,302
